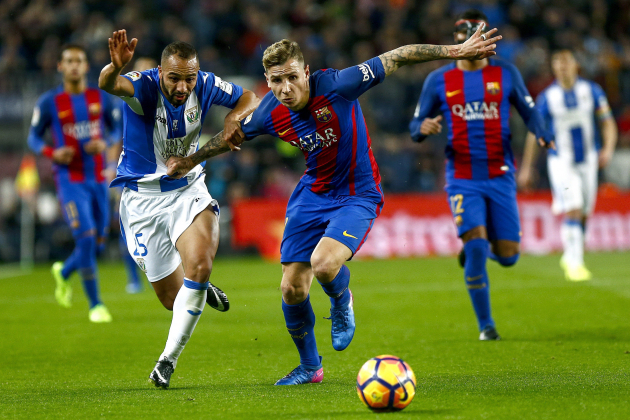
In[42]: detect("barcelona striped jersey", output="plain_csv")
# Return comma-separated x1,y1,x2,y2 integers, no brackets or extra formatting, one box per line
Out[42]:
28,85,121,184
409,59,551,182
241,57,385,196
111,68,243,193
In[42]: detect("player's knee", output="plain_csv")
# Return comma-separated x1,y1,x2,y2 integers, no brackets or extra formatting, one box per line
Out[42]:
310,255,340,282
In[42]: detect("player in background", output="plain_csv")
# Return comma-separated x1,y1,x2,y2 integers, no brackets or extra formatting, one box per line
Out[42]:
99,30,259,389
409,10,554,341
28,45,120,323
106,57,159,294
518,50,617,281
166,27,502,384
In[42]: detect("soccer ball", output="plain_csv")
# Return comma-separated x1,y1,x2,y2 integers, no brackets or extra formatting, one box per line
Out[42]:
356,355,416,411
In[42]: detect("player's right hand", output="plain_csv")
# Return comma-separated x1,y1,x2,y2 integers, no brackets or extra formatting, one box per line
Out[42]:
166,156,194,179
108,30,138,70
52,147,75,165
420,115,443,136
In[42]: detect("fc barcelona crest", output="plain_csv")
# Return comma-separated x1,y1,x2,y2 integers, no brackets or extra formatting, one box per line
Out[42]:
315,106,332,123
486,82,501,95
185,105,199,124
89,103,101,116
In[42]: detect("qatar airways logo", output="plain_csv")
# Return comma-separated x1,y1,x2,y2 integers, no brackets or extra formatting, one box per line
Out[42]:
451,101,499,121
288,127,338,152
62,120,101,140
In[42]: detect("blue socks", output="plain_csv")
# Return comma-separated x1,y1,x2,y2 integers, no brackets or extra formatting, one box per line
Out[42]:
463,238,494,331
282,295,321,368
63,235,102,308
489,252,520,267
318,265,351,307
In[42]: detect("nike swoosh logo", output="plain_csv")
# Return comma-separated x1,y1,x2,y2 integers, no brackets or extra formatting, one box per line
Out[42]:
278,128,291,136
187,310,202,316
209,288,224,311
446,90,462,98
343,231,358,239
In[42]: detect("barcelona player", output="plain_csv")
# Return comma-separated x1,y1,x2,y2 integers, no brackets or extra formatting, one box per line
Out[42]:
409,10,554,340
518,50,617,281
28,45,121,323
99,30,259,388
166,26,502,384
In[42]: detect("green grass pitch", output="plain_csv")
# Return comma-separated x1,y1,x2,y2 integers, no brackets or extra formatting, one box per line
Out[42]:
1,252,629,419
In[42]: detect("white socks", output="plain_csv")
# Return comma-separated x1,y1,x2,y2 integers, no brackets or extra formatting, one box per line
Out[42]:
561,220,584,268
160,278,208,368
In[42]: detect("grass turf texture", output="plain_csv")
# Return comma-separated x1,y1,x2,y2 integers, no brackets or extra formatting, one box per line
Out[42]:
1,253,629,419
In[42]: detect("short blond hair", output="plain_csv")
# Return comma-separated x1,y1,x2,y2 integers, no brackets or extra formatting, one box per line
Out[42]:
262,39,304,71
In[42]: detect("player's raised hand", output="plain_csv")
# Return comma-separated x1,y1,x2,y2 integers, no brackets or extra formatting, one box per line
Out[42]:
166,156,195,179
420,115,443,136
52,146,75,165
459,24,502,60
108,30,138,70
83,139,107,155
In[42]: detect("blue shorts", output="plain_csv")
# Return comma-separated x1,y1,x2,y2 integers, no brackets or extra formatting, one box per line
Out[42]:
57,181,110,239
445,174,521,242
280,183,385,263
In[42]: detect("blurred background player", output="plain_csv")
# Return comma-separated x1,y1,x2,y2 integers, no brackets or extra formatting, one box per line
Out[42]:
99,30,259,388
27,45,120,323
167,27,502,384
409,10,554,341
518,50,617,281
107,56,159,294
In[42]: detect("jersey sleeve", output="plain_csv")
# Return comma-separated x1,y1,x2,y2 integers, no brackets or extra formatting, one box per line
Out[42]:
409,71,442,143
101,92,122,146
317,57,386,101
534,92,553,132
120,69,157,115
199,72,244,109
27,94,54,157
591,82,613,121
240,97,272,140
507,63,554,144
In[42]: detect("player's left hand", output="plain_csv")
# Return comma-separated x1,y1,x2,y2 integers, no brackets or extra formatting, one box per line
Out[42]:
223,116,244,152
458,24,502,60
166,156,194,179
598,148,613,168
84,139,107,155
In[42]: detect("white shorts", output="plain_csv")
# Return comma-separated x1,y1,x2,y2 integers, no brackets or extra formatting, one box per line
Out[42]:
119,174,219,282
547,154,598,216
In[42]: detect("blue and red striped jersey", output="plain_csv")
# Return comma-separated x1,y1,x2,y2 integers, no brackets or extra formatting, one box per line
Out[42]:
409,59,552,182
28,85,121,184
241,57,385,196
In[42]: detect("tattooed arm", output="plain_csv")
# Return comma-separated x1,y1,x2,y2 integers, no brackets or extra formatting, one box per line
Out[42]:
379,25,502,76
166,131,230,179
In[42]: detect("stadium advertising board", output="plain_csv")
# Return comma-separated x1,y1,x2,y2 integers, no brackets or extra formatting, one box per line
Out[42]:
232,191,630,259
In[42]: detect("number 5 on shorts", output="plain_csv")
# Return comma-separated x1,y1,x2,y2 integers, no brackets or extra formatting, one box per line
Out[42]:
133,233,148,257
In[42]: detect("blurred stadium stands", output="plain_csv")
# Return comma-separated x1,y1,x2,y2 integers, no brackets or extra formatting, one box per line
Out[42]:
2,0,630,263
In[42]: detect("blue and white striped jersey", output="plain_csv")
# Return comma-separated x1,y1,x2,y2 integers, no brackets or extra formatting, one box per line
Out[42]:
536,78,612,163
110,68,243,192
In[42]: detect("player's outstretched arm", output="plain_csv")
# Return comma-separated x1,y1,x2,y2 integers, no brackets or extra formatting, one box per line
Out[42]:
99,29,137,97
379,24,501,76
166,131,233,179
